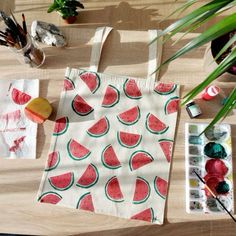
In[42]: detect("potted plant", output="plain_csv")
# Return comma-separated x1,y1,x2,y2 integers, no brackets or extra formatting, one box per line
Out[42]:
47,0,84,24
152,0,236,132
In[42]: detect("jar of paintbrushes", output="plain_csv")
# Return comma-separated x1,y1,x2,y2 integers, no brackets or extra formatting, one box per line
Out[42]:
0,10,45,68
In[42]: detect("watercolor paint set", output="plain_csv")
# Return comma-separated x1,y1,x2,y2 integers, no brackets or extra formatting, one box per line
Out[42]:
185,123,234,214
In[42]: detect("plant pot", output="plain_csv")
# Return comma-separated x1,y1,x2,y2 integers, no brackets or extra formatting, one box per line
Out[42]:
204,32,236,81
63,15,77,24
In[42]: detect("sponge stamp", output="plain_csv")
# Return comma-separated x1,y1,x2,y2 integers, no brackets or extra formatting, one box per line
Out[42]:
25,97,52,123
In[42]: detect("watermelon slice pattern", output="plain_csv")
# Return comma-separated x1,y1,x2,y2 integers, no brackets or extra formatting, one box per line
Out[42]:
76,192,94,212
117,106,140,125
101,144,121,169
11,88,31,105
133,177,151,204
53,117,69,136
40,69,179,224
102,85,120,108
76,164,99,188
79,71,100,94
45,151,60,171
63,77,75,91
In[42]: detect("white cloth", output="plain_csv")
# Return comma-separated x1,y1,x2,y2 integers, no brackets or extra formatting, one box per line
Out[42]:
0,79,39,159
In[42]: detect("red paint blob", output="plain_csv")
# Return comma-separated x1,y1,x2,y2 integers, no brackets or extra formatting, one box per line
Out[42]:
204,174,224,197
205,159,228,176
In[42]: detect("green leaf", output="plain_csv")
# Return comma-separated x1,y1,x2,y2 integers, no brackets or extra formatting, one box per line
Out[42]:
200,88,236,135
159,13,236,69
47,2,59,13
182,47,236,104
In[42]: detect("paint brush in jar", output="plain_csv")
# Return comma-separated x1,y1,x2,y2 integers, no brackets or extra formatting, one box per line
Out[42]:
193,170,236,223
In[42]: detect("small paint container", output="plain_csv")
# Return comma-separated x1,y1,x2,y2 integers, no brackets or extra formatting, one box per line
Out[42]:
186,100,202,118
201,85,220,101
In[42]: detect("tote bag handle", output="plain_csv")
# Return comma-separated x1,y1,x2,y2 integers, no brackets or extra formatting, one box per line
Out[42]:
89,27,163,86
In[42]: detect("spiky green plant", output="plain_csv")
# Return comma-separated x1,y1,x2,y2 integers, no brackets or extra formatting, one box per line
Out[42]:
48,0,84,19
153,0,236,132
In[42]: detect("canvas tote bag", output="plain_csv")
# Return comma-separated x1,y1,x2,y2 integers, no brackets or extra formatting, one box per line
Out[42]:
37,27,180,224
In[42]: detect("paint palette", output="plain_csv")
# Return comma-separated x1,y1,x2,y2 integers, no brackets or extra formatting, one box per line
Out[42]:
185,123,234,214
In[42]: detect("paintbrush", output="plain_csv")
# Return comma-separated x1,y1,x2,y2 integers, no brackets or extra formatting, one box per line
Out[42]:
193,170,236,222
22,13,27,35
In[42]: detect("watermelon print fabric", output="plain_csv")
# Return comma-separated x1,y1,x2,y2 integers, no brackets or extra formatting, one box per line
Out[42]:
0,79,39,159
38,68,179,224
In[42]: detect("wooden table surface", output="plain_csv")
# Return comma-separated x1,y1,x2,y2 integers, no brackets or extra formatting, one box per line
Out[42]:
0,1,236,235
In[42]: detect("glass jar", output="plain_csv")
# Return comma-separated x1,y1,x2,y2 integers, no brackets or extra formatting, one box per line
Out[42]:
11,35,45,68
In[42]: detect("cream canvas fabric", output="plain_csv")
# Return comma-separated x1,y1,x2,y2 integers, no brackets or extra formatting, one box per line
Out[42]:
37,27,179,224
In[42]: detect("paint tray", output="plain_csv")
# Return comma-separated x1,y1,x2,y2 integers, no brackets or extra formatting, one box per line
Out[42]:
185,123,234,214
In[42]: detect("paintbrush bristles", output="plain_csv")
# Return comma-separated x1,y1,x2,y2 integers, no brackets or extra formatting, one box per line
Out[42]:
0,10,28,49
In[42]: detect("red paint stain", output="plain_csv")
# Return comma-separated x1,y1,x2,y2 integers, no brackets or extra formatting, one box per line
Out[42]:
9,136,26,152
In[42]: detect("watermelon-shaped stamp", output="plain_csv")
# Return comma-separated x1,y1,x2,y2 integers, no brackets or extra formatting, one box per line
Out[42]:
130,208,155,223
159,139,173,163
101,144,121,169
117,131,142,149
45,151,60,171
63,77,75,91
67,139,91,161
102,85,120,108
146,113,169,135
87,116,110,138
154,82,177,95
105,176,124,203
71,94,94,116
76,192,94,212
76,163,99,188
154,176,168,199
129,150,154,171
133,176,151,204
11,88,31,105
79,71,100,94
164,96,179,115
38,191,62,204
53,117,69,136
48,172,74,191
123,79,142,99
117,106,140,126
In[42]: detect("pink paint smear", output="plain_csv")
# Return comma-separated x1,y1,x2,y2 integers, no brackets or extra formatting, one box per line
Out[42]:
9,136,26,152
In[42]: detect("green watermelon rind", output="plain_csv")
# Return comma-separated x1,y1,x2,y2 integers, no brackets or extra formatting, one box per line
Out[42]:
129,150,154,171
164,96,179,115
71,95,94,116
87,117,110,138
76,164,99,189
79,71,101,94
123,79,142,100
145,113,169,135
117,106,141,126
76,192,92,209
38,191,62,202
154,176,167,199
64,77,75,90
105,176,124,203
45,151,60,171
53,117,69,136
133,176,151,204
154,83,177,95
49,172,74,191
67,139,91,161
102,85,120,108
117,132,142,149
101,144,122,170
